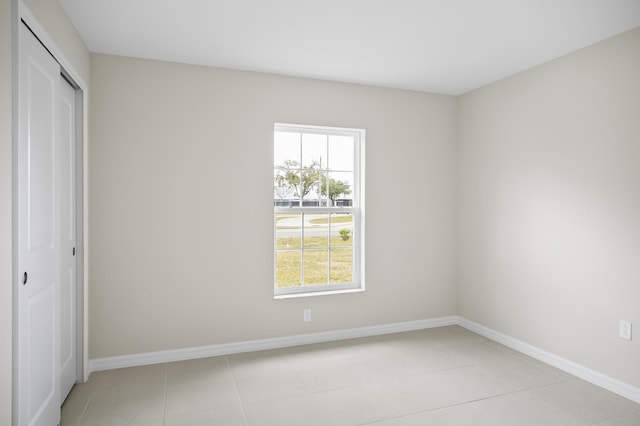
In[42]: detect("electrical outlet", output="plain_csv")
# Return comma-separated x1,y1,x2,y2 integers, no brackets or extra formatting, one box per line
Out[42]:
619,320,632,340
304,309,311,322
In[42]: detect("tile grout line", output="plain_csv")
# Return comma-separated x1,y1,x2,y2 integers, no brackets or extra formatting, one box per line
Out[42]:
75,391,92,426
357,402,476,425
431,337,575,392
516,379,626,424
246,338,513,406
225,355,250,426
291,359,313,394
593,412,640,425
161,363,168,425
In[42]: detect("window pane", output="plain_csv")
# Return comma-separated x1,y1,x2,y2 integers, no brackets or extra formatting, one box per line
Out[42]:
276,213,301,249
303,172,325,205
276,250,301,287
274,170,296,204
274,165,302,203
303,249,328,285
328,135,354,171
304,213,329,248
330,248,353,283
301,133,327,169
326,171,354,206
330,213,353,247
275,131,302,204
274,131,300,166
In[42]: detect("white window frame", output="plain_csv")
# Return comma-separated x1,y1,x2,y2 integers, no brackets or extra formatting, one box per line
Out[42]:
274,123,365,298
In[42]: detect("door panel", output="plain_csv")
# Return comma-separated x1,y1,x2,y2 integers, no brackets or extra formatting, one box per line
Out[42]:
18,23,61,426
26,48,56,251
27,285,56,414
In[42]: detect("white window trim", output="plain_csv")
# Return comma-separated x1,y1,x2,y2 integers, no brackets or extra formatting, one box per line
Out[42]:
273,123,365,298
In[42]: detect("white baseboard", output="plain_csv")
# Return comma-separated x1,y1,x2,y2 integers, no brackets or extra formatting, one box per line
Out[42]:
89,316,458,372
458,317,640,404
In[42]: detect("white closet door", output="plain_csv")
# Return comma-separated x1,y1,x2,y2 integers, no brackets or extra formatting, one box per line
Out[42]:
17,23,61,426
59,75,77,403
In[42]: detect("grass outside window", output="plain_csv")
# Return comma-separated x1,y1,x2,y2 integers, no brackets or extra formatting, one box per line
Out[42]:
275,213,353,287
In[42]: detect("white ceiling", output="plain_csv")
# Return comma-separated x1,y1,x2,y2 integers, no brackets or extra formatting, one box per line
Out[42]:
59,0,640,95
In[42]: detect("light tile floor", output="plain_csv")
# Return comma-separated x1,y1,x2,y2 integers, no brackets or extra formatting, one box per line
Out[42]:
61,326,640,425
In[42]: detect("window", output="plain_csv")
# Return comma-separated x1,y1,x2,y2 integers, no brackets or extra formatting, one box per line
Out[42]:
274,123,364,297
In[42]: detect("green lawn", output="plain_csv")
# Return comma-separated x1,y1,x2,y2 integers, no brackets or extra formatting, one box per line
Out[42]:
276,235,352,249
276,236,353,287
309,215,352,224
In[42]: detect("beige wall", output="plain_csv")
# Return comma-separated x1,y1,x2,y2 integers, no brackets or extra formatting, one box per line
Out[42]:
458,27,640,388
1,0,13,422
89,54,458,359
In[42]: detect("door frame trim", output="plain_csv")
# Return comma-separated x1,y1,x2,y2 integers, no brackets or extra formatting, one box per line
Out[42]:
11,0,89,422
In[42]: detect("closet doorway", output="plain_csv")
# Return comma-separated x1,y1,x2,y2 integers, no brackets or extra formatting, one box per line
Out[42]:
15,17,85,426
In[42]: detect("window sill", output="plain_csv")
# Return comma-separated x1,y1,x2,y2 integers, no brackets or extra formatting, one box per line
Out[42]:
274,287,364,300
